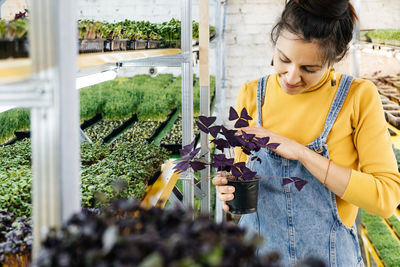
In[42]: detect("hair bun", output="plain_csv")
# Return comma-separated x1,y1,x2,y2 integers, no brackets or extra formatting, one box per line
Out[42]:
294,0,349,19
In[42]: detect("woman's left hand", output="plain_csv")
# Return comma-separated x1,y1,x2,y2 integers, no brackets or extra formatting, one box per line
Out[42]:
238,126,305,161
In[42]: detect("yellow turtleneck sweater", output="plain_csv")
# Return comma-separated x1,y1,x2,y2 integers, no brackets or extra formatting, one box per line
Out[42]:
235,70,400,227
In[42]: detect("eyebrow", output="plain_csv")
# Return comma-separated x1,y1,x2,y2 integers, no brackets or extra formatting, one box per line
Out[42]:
277,49,323,68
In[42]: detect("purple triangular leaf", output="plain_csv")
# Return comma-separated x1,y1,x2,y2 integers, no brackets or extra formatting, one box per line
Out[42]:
212,138,230,151
196,121,209,134
228,107,239,120
234,162,246,168
242,131,255,141
291,177,308,191
173,161,189,173
267,143,280,149
240,108,253,120
240,165,257,180
231,165,241,178
255,137,270,146
209,126,221,138
180,140,196,156
190,161,207,171
199,116,216,127
234,119,249,128
282,178,293,186
242,170,257,180
189,147,201,158
294,179,307,191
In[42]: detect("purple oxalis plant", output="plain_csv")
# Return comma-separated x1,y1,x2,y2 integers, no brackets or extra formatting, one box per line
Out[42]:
173,106,307,191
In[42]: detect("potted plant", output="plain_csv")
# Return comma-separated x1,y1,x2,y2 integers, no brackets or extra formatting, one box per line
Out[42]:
148,32,162,49
134,31,147,50
0,19,8,59
7,18,29,58
173,107,307,214
78,20,104,53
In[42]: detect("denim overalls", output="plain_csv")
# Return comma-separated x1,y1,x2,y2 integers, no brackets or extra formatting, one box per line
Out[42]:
238,74,364,267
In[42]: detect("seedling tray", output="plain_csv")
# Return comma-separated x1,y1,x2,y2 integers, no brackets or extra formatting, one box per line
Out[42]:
102,113,138,143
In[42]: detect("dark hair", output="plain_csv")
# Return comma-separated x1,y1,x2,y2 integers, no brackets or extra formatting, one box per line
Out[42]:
271,0,358,65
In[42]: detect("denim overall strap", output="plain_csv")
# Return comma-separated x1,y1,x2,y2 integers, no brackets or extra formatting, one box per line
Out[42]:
307,74,354,153
256,75,269,126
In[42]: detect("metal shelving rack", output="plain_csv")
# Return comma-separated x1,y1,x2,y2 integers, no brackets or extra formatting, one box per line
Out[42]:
0,0,223,259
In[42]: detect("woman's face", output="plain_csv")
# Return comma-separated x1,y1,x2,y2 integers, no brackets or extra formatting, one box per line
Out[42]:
273,30,330,95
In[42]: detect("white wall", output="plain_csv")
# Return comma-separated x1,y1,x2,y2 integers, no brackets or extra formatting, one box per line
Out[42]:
1,0,27,20
222,0,400,109
223,0,284,106
359,0,400,30
77,0,216,25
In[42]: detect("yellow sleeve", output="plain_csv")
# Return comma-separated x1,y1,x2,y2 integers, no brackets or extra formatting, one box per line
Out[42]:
341,79,400,218
234,82,251,164
233,80,258,163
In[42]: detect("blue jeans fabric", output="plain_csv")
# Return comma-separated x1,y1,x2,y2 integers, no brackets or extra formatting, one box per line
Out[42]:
238,74,364,267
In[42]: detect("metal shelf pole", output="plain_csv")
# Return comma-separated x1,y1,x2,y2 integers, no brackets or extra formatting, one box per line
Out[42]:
199,0,211,214
214,0,226,222
181,0,194,209
29,0,80,257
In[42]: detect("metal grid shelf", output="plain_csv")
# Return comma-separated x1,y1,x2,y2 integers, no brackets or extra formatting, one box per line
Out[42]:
0,48,182,84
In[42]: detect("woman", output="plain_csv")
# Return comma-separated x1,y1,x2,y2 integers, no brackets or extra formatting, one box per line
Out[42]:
213,0,400,266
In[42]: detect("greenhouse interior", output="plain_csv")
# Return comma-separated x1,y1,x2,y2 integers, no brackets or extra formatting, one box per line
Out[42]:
0,0,400,266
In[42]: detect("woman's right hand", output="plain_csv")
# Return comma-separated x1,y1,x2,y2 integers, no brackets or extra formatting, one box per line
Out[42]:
212,172,235,212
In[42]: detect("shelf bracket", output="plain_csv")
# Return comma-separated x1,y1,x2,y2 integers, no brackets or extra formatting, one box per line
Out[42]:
120,52,191,68
0,78,52,107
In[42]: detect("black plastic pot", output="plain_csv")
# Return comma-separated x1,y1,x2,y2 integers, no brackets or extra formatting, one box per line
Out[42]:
127,40,135,50
0,39,29,59
79,39,104,53
135,39,147,50
148,40,161,49
227,176,260,214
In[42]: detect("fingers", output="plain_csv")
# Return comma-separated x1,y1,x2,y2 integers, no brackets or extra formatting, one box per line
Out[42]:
217,191,234,202
212,173,228,186
223,202,230,212
212,172,233,212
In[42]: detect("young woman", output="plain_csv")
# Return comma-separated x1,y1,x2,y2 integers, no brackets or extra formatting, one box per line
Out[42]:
213,0,400,266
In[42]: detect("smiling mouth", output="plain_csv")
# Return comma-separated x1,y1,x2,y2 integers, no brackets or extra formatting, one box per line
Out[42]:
283,81,300,89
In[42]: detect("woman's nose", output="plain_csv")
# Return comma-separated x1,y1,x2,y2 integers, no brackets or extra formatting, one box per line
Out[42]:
285,66,302,85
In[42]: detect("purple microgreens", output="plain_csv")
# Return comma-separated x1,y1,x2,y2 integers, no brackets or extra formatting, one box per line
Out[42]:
211,154,234,172
196,116,217,134
228,106,252,129
266,143,280,149
281,177,308,191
